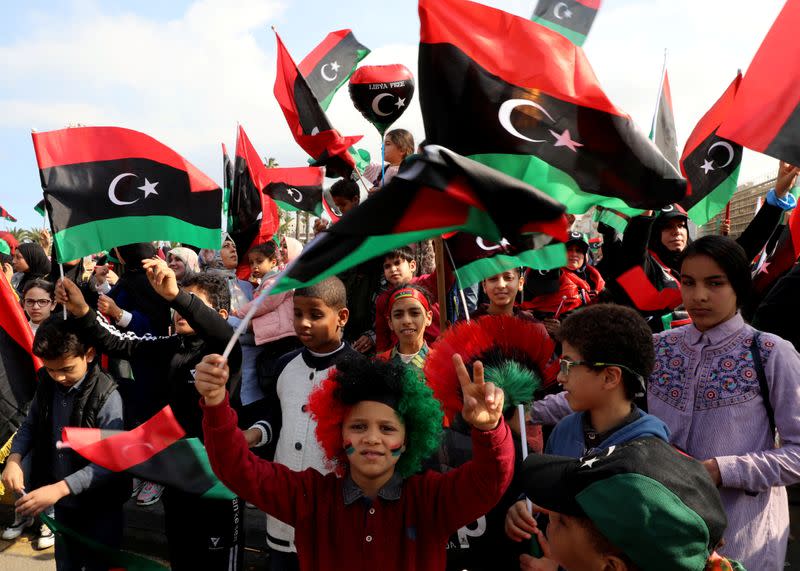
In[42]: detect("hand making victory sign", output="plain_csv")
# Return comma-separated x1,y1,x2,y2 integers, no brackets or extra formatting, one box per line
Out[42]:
452,353,505,431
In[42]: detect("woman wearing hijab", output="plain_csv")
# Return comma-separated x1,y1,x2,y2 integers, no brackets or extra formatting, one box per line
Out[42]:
167,247,200,283
12,242,51,295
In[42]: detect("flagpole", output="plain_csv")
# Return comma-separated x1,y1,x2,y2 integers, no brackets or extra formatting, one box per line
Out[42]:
380,138,386,187
649,49,668,141
442,240,471,322
434,237,448,334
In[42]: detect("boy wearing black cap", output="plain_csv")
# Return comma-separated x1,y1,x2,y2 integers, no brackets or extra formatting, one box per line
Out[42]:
520,437,745,570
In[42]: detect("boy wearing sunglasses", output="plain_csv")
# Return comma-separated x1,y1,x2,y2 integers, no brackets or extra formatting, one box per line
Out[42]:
505,304,671,568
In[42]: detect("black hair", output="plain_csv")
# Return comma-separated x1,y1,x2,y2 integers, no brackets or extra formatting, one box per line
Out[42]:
382,246,415,265
329,179,359,202
0,252,13,267
559,304,655,401
23,278,55,299
33,316,90,360
182,273,231,312
295,276,347,310
680,236,752,307
247,241,280,264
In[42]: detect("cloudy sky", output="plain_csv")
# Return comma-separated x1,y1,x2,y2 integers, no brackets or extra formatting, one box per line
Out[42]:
0,0,787,230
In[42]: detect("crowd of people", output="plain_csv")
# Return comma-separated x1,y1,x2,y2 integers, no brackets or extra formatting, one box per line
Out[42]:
1,131,799,571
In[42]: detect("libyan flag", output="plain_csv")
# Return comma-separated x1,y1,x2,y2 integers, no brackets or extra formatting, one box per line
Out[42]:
229,124,280,277
34,199,46,217
0,206,16,222
222,142,234,227
445,232,566,288
269,145,569,295
0,274,41,447
679,73,743,226
264,166,325,216
62,406,235,500
31,127,222,262
718,0,800,166
299,29,370,112
274,31,363,179
649,68,680,171
531,0,602,46
419,0,686,216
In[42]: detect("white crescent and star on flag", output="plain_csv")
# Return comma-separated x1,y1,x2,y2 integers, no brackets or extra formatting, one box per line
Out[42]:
371,92,406,117
320,61,341,82
554,2,573,20
285,187,303,203
700,141,735,175
108,173,159,206
498,99,584,152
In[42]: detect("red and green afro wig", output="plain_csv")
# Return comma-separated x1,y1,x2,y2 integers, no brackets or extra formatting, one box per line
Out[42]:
308,357,444,478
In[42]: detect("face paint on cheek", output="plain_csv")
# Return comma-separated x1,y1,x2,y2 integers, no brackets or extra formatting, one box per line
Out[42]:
390,445,404,457
343,440,355,456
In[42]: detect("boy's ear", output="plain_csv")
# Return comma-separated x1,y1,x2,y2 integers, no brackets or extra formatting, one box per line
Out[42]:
517,276,525,291
408,259,417,275
337,307,350,328
85,346,97,363
217,308,229,320
424,310,433,327
602,366,623,391
602,555,630,571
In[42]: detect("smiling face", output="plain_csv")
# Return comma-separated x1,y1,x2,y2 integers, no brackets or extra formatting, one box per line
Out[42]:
680,254,738,332
342,400,406,487
566,244,586,270
23,286,55,324
167,254,187,280
483,270,523,311
388,297,432,351
660,217,688,253
293,295,348,353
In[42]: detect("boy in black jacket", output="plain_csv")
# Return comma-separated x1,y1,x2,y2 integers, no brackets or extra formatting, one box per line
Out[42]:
56,257,244,571
2,317,129,570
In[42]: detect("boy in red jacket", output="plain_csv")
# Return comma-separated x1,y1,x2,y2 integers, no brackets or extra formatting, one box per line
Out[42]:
195,353,514,571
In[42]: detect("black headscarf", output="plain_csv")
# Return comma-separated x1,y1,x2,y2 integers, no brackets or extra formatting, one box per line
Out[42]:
16,242,51,294
112,243,172,335
647,209,691,274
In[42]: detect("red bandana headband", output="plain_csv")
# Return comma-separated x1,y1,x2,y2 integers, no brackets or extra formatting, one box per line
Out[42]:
389,288,431,312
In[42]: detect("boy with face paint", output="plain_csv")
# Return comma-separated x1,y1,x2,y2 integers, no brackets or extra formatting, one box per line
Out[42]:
195,353,515,571
55,258,246,571
377,285,434,376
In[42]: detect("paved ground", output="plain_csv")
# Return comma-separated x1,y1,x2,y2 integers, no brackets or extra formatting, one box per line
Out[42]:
2,488,799,569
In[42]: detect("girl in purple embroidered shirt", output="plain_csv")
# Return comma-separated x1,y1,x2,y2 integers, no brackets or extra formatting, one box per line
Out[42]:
648,235,800,570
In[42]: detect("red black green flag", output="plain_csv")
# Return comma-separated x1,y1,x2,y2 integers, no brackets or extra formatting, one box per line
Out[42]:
679,74,743,226
263,166,324,216
31,127,222,262
299,29,370,111
445,232,566,287
41,514,168,571
274,31,363,179
718,0,800,165
34,199,46,217
0,274,41,446
649,69,680,170
530,0,601,46
222,142,234,227
419,0,686,216
229,125,280,272
62,406,235,500
0,206,16,222
269,146,568,295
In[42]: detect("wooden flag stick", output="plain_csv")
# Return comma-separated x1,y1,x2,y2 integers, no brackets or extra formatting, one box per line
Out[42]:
434,237,448,334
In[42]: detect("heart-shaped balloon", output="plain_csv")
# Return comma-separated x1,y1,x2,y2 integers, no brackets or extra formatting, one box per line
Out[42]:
348,64,415,134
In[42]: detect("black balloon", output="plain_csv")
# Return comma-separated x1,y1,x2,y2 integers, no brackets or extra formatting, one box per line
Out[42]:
348,64,415,134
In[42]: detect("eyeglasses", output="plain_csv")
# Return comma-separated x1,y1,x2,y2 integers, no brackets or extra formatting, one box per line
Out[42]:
559,358,645,387
24,298,53,308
